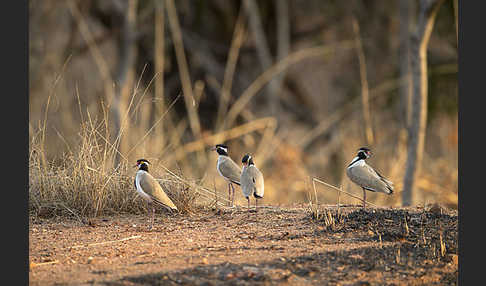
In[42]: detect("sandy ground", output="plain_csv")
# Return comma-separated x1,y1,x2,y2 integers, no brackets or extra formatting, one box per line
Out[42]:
29,204,458,285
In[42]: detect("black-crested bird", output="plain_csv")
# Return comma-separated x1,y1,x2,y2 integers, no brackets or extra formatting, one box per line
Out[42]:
346,147,394,208
134,159,178,229
240,154,264,213
211,144,242,207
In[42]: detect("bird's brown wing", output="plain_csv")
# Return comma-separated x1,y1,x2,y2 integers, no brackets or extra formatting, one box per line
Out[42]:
139,172,178,210
348,164,393,194
250,166,264,198
240,167,253,198
218,157,242,185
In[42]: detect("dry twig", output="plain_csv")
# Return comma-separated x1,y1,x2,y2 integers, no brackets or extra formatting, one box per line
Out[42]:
66,235,142,250
312,177,379,208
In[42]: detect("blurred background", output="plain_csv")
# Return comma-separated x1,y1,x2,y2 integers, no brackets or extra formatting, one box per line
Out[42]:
29,0,457,213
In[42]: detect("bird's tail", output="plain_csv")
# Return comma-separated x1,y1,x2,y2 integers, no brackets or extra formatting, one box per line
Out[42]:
153,198,178,211
377,173,394,194
383,180,394,194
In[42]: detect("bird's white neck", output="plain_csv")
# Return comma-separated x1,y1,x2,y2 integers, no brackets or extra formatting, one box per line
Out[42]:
348,156,365,168
217,154,229,163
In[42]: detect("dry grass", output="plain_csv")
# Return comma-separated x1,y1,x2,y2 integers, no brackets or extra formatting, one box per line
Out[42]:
28,111,225,219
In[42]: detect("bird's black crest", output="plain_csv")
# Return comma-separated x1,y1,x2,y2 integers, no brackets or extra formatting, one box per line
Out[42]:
215,144,229,156
242,154,251,163
136,159,150,171
358,147,371,152
242,154,255,165
357,147,372,158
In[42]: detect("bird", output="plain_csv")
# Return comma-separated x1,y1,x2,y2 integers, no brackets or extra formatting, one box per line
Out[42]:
346,147,394,208
240,154,264,213
211,144,242,207
134,159,178,229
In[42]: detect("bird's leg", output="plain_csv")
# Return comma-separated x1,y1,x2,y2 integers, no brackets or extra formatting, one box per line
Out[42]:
231,183,235,207
247,197,250,216
255,198,258,213
146,200,151,224
147,202,154,230
152,204,155,225
227,183,232,207
362,188,366,209
152,204,156,229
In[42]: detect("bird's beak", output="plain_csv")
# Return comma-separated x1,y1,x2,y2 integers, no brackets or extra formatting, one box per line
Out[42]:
133,164,138,168
210,146,216,151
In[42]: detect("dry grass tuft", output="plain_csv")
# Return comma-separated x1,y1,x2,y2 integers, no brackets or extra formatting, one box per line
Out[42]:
306,178,343,231
156,174,201,215
29,115,212,220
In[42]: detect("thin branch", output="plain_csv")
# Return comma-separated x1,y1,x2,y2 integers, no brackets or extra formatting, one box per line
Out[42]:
67,0,113,102
352,17,374,145
165,0,206,168
66,235,142,249
154,0,166,144
274,0,290,113
164,0,199,136
313,177,379,208
215,4,247,132
171,117,277,161
30,260,59,268
398,0,412,130
243,0,280,115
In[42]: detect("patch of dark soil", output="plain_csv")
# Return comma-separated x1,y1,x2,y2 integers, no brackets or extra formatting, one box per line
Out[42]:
313,207,458,252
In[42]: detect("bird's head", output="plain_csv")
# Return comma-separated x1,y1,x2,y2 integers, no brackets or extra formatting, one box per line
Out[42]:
135,159,150,171
357,147,372,159
241,154,254,167
211,144,228,156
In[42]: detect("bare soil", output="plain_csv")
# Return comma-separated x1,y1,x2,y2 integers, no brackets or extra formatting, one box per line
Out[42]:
29,204,458,285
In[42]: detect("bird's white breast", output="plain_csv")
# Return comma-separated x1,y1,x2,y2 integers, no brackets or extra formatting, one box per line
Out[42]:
216,155,228,180
135,170,152,202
